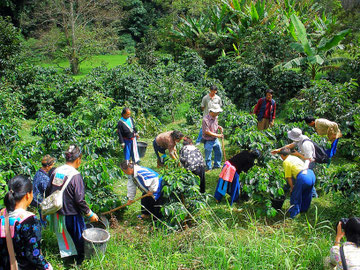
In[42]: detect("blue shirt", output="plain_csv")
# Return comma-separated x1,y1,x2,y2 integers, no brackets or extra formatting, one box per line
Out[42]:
32,169,50,205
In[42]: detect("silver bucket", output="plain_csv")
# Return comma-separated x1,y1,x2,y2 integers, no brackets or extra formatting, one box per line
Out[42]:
82,228,110,259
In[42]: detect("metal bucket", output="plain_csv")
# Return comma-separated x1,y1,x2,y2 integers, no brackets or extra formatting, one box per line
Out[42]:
137,141,148,158
82,228,110,259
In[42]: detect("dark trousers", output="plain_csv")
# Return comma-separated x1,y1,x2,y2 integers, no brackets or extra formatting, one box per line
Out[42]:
192,166,206,193
153,139,166,164
141,193,164,219
65,214,86,265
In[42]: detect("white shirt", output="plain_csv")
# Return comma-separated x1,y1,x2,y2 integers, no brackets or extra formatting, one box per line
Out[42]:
201,94,222,116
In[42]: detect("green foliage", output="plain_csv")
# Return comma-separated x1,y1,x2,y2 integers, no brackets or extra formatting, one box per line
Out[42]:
223,65,267,111
79,157,126,217
0,16,21,75
239,161,286,217
178,50,207,86
160,160,206,229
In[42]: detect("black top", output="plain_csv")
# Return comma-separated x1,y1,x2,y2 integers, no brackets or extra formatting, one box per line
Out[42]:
46,169,90,216
117,117,137,144
227,150,257,174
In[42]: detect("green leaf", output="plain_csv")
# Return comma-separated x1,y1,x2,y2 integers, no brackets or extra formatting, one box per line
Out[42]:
290,14,313,57
317,29,350,52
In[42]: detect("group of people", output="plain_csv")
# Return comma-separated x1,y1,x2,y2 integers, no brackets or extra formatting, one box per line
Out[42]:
0,86,356,269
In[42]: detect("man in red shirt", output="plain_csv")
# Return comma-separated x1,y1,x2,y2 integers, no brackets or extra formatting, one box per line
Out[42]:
253,89,276,131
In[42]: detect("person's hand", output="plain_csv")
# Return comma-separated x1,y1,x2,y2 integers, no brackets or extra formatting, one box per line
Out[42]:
271,149,280,155
218,133,224,139
335,221,345,243
135,133,140,139
126,199,134,206
147,191,153,197
218,126,223,133
90,213,99,223
290,186,293,194
121,144,125,149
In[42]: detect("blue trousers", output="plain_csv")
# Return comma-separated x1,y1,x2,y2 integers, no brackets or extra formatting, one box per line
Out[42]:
289,169,316,218
204,139,222,170
196,128,203,144
124,138,135,161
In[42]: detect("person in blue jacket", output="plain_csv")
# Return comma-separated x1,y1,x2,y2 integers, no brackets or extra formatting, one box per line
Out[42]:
120,161,163,220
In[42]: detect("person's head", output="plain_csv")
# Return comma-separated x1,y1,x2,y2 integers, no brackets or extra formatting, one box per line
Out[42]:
344,217,360,247
41,154,56,172
171,130,184,143
249,149,261,159
65,144,82,168
209,85,218,97
4,175,33,212
278,148,292,160
183,136,193,146
121,107,131,119
287,128,303,142
209,103,223,117
304,116,316,127
120,160,134,175
265,89,274,101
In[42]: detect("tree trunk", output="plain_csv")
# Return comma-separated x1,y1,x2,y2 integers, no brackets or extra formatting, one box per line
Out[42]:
69,0,79,75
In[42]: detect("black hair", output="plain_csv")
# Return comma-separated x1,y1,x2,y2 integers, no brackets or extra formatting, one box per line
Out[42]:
249,149,261,159
48,167,57,177
65,144,82,162
41,154,56,167
121,107,130,116
210,85,218,91
304,116,315,124
278,148,291,156
171,130,184,141
4,175,33,212
183,136,193,146
266,89,274,95
120,160,134,171
344,217,360,247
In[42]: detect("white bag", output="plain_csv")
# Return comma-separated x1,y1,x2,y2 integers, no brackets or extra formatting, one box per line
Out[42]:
40,167,78,216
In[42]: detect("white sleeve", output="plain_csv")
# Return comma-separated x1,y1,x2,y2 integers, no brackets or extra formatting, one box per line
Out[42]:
127,177,137,200
148,176,159,193
201,96,207,108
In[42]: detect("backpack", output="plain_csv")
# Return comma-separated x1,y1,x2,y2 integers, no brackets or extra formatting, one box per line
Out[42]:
301,139,329,164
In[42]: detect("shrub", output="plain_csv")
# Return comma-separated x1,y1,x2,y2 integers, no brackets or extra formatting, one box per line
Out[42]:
178,50,207,86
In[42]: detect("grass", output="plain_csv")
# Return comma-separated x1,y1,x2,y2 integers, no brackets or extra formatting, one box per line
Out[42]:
39,52,129,80
18,117,348,270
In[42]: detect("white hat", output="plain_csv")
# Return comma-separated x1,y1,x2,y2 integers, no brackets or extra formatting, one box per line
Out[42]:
209,103,223,113
287,128,303,141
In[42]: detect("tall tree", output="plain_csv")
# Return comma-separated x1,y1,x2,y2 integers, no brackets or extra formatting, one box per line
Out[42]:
23,0,121,74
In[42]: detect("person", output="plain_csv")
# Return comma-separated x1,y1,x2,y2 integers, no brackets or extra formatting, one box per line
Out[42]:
253,89,276,130
305,116,342,159
179,136,206,193
46,145,98,265
329,217,360,269
272,128,316,169
304,116,342,143
0,175,53,270
227,149,261,174
32,155,56,207
117,107,140,163
196,85,222,145
214,149,261,204
202,103,223,171
120,161,163,220
276,148,315,218
153,130,184,167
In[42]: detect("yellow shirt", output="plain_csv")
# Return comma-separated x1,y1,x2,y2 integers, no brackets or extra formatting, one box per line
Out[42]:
283,155,305,179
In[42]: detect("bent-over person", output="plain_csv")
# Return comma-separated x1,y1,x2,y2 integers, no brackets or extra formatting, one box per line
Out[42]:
153,130,184,167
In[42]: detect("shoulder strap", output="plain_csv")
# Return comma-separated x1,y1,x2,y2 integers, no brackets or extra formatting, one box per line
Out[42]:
340,245,348,270
119,118,134,134
5,210,18,270
301,138,311,145
59,168,79,194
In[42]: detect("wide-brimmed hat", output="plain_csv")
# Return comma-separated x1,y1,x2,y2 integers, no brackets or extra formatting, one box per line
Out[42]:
287,128,303,141
209,103,223,113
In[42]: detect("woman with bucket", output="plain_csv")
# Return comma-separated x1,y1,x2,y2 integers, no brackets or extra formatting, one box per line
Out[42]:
45,145,99,265
117,107,141,164
120,161,164,220
0,175,53,269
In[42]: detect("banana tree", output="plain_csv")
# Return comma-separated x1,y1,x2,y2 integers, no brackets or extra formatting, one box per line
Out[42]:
278,14,350,80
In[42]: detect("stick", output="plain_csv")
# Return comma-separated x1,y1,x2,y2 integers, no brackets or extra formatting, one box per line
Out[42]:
101,193,151,215
221,132,226,161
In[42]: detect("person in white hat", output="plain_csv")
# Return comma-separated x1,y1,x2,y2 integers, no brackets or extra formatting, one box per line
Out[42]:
271,128,315,169
202,103,223,170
